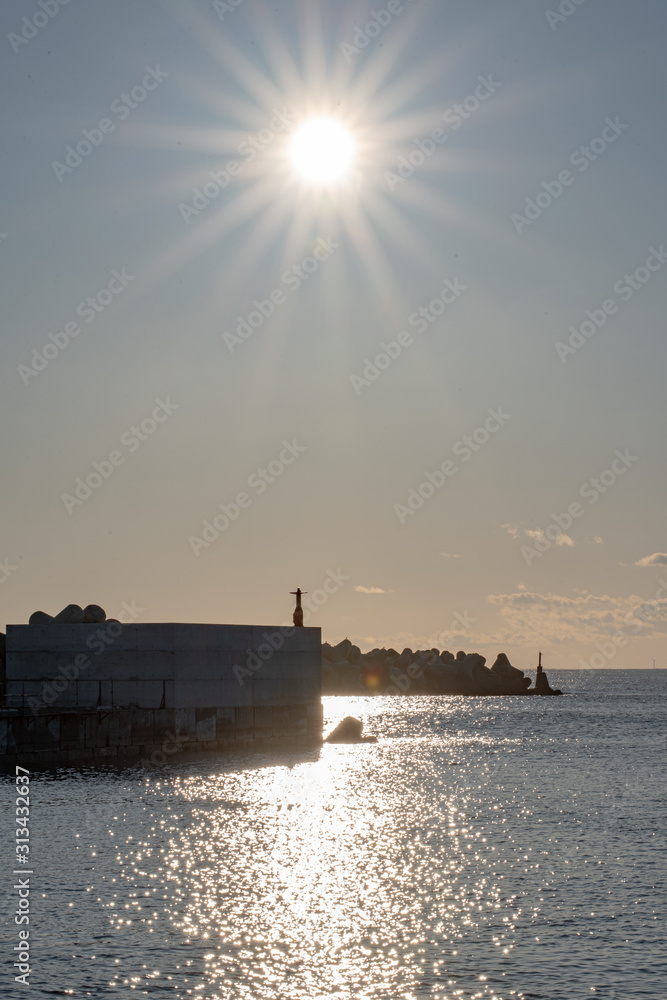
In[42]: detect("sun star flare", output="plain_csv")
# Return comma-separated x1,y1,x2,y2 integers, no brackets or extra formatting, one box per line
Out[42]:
289,117,355,184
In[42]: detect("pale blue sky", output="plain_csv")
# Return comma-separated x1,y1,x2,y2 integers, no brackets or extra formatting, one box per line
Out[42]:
1,0,666,668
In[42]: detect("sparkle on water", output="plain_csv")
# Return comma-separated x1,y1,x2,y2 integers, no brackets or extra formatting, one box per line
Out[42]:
4,670,664,998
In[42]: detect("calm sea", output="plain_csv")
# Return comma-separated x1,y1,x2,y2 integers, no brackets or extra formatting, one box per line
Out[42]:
1,670,665,999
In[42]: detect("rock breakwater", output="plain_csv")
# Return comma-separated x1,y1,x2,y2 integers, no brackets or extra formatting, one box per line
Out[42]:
322,641,558,696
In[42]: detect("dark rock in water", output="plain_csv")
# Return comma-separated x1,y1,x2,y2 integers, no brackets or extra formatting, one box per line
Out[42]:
333,661,364,691
331,638,352,661
388,665,411,692
54,604,85,623
29,610,54,625
490,653,531,693
320,640,556,697
471,664,506,694
83,604,106,623
534,670,562,696
462,653,486,670
325,716,377,743
322,659,338,687
347,644,362,664
491,652,524,680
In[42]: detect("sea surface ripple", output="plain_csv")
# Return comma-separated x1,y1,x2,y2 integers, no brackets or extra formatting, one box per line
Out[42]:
1,670,665,999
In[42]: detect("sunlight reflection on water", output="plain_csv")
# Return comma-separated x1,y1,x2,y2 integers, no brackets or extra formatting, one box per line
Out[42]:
3,675,665,999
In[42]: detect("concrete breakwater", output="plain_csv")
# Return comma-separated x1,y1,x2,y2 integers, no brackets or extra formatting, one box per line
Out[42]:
0,606,561,769
322,640,556,695
0,704,323,771
0,617,322,770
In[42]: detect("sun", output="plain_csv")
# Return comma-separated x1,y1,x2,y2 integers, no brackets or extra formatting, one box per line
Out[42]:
289,117,355,184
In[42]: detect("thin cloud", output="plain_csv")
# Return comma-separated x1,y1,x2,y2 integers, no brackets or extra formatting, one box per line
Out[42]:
505,522,575,548
486,587,667,644
524,528,574,547
355,585,389,594
635,553,667,567
440,552,464,559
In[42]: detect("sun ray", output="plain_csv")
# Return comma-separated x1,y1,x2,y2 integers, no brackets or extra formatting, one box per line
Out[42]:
125,0,547,380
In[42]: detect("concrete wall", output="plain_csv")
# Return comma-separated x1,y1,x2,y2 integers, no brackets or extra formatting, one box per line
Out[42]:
1,622,322,767
0,702,323,769
5,622,320,712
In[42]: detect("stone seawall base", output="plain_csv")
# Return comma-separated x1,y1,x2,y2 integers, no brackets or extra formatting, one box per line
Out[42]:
0,702,324,770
